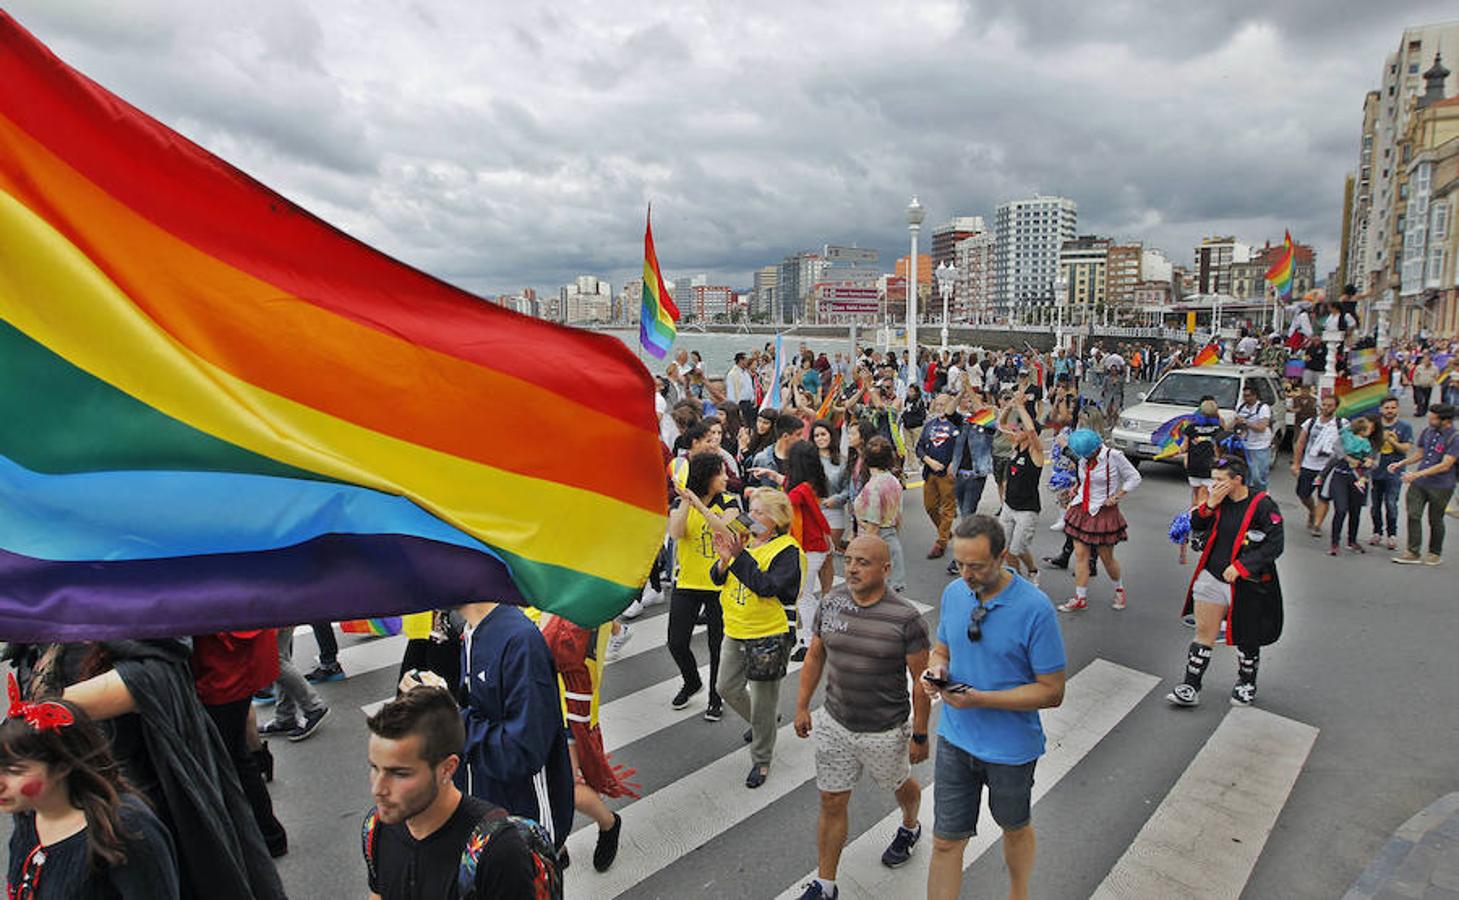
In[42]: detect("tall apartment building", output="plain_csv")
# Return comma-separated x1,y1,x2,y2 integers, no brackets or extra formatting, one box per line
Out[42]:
931,217,986,272
1346,21,1459,297
954,231,996,323
690,284,734,320
1193,236,1251,294
994,195,1078,316
776,251,825,323
1105,243,1143,305
751,265,778,318
561,275,612,323
1397,56,1459,334
1058,235,1111,311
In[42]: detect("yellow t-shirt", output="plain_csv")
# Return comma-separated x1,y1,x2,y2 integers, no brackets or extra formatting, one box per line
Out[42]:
719,533,803,640
676,492,741,591
669,456,689,490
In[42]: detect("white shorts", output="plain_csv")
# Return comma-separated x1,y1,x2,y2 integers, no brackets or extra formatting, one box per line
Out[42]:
814,708,912,794
1188,476,1214,489
1191,568,1232,607
823,505,847,531
999,507,1039,557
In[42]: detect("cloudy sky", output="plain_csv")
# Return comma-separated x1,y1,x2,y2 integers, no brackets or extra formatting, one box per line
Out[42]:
10,1,1459,297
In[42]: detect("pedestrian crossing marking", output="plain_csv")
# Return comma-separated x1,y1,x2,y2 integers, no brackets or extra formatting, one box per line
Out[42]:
776,658,1159,898
1091,706,1318,900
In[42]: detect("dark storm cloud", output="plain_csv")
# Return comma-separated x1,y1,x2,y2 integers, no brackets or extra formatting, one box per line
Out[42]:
8,1,1458,298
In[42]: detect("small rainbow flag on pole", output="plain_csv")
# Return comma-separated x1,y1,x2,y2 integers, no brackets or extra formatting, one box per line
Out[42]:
639,207,679,359
1264,230,1296,301
1192,342,1221,367
0,14,667,640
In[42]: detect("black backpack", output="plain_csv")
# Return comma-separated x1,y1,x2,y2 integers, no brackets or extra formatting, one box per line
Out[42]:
362,804,563,900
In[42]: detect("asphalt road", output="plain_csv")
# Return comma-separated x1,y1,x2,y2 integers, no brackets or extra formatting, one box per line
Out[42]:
6,408,1454,899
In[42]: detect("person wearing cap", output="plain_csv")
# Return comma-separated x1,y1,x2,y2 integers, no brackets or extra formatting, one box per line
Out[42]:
1056,429,1142,613
1390,402,1459,566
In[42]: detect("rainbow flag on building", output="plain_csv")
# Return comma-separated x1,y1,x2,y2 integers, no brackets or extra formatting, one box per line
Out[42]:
1264,230,1296,301
639,208,679,359
0,14,667,641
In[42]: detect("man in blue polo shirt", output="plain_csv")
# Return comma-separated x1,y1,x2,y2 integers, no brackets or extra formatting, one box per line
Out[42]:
921,514,1066,900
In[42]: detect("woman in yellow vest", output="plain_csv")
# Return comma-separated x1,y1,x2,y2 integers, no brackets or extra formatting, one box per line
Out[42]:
710,489,804,789
669,452,741,722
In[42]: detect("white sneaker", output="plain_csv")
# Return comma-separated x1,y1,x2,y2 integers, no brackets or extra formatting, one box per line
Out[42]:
640,585,667,608
605,624,633,661
621,599,645,620
1049,519,1065,532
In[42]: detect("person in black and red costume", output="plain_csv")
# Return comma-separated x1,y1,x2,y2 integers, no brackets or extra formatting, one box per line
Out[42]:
1166,457,1285,708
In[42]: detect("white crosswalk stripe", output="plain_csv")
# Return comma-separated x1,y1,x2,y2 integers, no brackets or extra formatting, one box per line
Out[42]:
1091,707,1318,900
775,658,1159,898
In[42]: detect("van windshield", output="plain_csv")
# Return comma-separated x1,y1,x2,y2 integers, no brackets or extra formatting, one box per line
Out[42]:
1146,373,1240,409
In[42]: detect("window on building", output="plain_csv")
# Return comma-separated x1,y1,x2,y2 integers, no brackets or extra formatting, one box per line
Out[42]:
1409,63,1420,74
1434,202,1450,240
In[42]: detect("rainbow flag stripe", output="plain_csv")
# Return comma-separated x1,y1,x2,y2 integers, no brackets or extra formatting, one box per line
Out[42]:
0,15,666,641
1335,374,1388,419
968,408,996,428
340,618,403,637
1264,231,1295,300
1192,343,1221,367
639,210,679,359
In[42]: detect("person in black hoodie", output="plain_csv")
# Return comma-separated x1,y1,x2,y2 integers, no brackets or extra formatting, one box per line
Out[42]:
1166,458,1285,709
13,639,285,900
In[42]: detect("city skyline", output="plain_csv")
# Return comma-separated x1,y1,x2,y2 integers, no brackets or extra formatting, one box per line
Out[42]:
12,2,1459,301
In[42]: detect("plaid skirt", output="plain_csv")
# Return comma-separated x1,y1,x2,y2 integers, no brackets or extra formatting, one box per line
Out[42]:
1063,504,1128,546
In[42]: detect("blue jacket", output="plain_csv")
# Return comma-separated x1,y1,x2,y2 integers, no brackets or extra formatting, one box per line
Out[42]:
950,413,995,477
456,605,574,848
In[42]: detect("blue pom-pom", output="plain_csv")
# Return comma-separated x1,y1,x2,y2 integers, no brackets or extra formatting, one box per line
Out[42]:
1048,469,1077,491
1168,510,1192,544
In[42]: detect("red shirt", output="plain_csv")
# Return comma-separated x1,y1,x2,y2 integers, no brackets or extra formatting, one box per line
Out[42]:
191,630,280,706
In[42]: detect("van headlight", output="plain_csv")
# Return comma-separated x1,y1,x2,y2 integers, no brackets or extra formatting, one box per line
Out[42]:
1120,417,1137,430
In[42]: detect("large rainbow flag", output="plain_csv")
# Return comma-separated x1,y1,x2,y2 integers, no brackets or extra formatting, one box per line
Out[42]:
1264,230,1296,301
639,208,679,359
0,14,667,641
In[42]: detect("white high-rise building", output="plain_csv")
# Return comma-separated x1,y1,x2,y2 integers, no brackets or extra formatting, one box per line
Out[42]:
954,232,996,324
994,195,1077,317
1347,21,1459,293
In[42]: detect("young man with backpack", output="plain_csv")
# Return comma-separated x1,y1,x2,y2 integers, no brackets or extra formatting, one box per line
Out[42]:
363,686,561,899
1291,394,1346,536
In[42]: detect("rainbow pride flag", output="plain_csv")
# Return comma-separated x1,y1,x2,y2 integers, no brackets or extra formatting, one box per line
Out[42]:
0,15,667,641
1264,230,1296,300
1335,372,1388,418
967,408,996,428
340,617,403,637
1151,414,1196,461
639,208,679,359
1192,343,1221,367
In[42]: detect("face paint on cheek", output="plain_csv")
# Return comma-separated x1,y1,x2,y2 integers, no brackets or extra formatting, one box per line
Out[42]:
19,779,43,799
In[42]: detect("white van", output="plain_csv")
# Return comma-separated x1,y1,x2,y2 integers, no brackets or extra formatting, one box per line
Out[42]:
1110,364,1287,466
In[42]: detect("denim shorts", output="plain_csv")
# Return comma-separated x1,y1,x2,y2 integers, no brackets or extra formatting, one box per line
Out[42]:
932,738,1037,840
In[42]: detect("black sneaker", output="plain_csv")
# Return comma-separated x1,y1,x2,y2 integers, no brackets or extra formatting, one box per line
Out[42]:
671,681,703,710
745,763,768,789
704,699,723,722
304,663,345,683
593,813,622,872
796,881,838,899
288,706,330,742
790,646,808,663
1230,683,1257,707
252,689,277,706
258,719,296,738
881,823,921,867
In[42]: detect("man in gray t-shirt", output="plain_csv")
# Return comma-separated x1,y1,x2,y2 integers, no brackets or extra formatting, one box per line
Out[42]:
793,535,931,899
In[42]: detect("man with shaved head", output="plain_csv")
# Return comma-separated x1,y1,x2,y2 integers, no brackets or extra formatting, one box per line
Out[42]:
790,535,932,900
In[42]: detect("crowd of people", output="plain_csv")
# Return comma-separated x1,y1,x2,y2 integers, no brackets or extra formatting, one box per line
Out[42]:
3,315,1455,899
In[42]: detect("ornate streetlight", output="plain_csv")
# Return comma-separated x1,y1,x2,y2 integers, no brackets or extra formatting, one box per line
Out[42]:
935,260,957,350
906,197,924,362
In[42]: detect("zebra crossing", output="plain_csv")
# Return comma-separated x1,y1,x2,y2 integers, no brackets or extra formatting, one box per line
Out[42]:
311,599,1320,899
552,637,1319,900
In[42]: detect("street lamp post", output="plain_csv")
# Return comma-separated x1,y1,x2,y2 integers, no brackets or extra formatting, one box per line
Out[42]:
906,197,924,363
935,260,957,351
